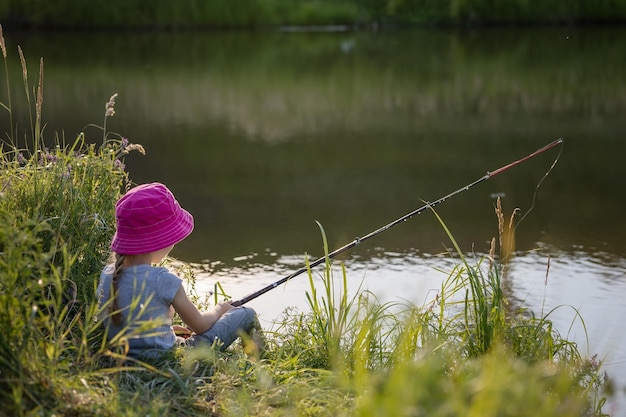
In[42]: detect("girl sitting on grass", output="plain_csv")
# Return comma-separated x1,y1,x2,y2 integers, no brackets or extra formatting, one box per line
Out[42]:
97,182,262,359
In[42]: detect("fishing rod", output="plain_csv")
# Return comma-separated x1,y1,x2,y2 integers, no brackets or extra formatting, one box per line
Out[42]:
230,138,563,307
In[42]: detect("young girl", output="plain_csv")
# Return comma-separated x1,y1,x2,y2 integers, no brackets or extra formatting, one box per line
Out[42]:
97,182,261,359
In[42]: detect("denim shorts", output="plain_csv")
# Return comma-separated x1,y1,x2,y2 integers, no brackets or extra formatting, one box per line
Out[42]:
187,306,259,351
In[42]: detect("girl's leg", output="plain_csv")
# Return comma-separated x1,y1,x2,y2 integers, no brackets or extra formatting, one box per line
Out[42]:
191,306,260,351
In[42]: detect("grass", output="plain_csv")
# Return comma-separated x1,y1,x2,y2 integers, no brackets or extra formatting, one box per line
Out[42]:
0,26,613,416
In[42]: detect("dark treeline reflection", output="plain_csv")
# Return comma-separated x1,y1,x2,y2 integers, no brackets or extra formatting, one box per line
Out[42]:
2,27,625,265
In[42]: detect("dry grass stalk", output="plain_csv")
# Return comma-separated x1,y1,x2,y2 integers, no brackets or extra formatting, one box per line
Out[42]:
495,197,519,264
0,24,6,59
36,58,44,125
18,46,27,80
488,236,496,272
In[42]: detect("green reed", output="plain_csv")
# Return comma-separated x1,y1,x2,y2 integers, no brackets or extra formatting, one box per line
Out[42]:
249,216,610,416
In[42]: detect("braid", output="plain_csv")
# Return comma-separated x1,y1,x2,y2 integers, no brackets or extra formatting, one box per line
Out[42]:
109,253,126,326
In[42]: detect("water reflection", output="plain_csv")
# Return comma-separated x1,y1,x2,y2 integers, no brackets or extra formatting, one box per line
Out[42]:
4,28,626,259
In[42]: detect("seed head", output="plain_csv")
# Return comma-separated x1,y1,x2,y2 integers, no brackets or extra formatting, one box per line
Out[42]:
125,143,146,155
0,24,6,59
36,58,44,122
18,46,27,80
105,93,118,117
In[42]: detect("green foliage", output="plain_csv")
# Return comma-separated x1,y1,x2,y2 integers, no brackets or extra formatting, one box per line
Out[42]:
3,0,268,29
1,139,130,301
0,30,143,303
3,0,626,28
0,30,147,415
275,1,364,26
353,345,596,417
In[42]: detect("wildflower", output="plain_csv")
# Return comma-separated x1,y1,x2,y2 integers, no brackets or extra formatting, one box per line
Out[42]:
121,137,129,149
44,150,56,163
62,165,72,180
16,152,25,164
114,159,125,171
105,93,118,117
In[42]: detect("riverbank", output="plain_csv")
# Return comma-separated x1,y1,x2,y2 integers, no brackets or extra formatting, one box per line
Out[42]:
2,0,626,30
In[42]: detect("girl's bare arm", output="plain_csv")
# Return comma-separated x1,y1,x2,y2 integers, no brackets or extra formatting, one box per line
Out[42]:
171,285,233,334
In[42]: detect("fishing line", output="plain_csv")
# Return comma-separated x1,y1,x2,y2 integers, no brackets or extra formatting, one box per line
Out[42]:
515,138,564,228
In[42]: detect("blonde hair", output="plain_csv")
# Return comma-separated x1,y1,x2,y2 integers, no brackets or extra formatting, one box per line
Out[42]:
109,253,126,326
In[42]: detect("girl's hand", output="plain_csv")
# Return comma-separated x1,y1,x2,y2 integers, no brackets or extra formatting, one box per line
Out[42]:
215,301,235,316
171,286,236,334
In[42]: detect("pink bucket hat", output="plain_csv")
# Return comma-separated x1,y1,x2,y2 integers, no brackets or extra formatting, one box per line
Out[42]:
110,183,194,255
